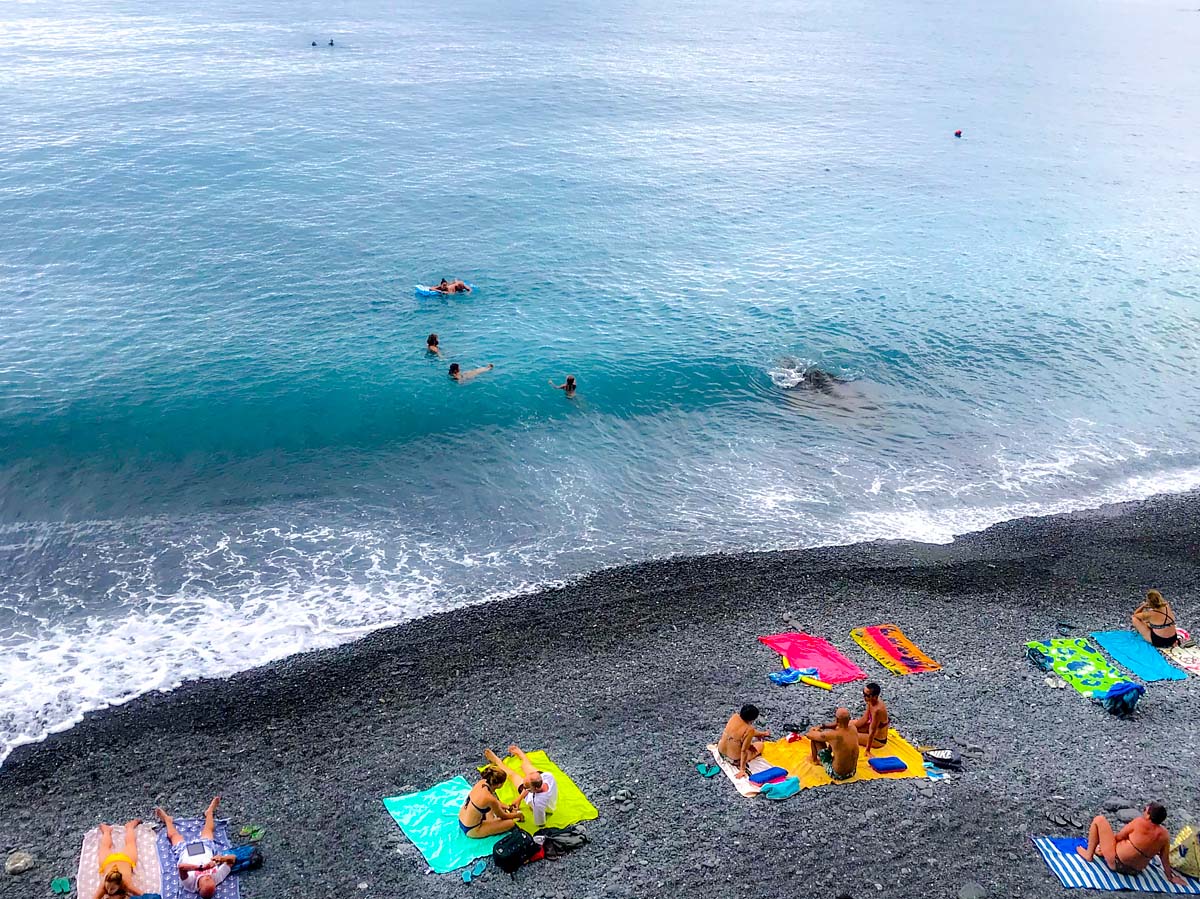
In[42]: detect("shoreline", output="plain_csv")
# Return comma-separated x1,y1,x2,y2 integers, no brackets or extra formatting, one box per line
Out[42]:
3,491,1199,897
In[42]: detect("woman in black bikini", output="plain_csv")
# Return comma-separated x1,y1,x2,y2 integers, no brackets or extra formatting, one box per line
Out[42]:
1132,589,1179,648
457,765,523,838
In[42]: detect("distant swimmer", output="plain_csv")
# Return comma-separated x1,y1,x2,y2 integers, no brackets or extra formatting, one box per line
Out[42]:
311,41,317,46
955,129,962,138
427,333,441,355
549,375,577,397
449,362,493,382
329,38,335,46
433,278,471,294
799,367,845,392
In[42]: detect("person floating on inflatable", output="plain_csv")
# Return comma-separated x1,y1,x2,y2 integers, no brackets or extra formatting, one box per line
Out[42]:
954,129,963,138
433,278,471,294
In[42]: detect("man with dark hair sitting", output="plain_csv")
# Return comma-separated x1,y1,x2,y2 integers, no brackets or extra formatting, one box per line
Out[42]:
1076,802,1186,885
717,704,771,779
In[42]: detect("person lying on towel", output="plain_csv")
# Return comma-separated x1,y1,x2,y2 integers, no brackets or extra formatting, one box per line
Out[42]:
804,708,860,780
718,704,771,779
458,764,525,838
155,798,236,898
485,744,559,826
1076,801,1186,885
94,818,143,899
851,682,889,756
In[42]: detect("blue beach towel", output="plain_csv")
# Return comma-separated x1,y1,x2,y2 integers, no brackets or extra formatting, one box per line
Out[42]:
1034,836,1200,893
383,777,503,874
154,818,239,899
1092,630,1188,682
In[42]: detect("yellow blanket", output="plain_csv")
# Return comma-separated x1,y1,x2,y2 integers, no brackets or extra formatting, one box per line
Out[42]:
761,729,927,789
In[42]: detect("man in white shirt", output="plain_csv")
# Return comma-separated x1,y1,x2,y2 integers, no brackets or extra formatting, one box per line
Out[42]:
484,744,559,827
154,797,236,898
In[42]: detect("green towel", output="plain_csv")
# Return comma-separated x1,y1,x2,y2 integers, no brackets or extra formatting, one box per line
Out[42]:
1026,637,1126,696
382,777,502,874
482,750,599,834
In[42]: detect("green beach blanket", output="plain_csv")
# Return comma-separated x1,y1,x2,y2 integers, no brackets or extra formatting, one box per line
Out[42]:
1026,637,1127,696
482,750,599,835
382,777,502,874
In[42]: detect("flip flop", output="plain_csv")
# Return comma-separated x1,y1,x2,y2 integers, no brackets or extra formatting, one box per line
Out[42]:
51,878,72,895
695,762,720,778
239,824,266,841
462,859,487,882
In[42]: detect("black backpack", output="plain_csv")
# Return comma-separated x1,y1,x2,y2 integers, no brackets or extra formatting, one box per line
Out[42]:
493,828,538,876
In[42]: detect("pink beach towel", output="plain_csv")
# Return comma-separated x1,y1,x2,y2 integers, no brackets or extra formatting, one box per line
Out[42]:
759,632,867,684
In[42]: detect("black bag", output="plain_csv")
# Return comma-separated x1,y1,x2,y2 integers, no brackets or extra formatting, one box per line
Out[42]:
535,824,589,860
493,828,538,876
922,749,963,772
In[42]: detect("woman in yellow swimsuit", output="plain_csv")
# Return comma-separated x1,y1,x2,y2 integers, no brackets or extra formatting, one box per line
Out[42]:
94,820,144,898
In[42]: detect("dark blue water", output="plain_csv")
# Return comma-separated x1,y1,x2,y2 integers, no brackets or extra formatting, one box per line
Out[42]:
2,0,1199,763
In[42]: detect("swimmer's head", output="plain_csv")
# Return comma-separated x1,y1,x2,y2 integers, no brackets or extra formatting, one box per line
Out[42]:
439,278,449,287
427,333,438,346
565,376,576,389
448,363,460,377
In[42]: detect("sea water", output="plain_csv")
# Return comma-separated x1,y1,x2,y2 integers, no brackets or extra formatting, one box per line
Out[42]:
1,0,1198,763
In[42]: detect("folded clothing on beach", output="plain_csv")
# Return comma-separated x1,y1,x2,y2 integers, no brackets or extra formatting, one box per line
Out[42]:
1160,644,1200,677
706,744,774,797
1026,637,1133,696
384,777,503,874
1033,836,1200,893
760,729,926,790
758,632,866,684
851,624,941,676
78,823,164,899
483,750,598,835
154,817,238,899
1091,630,1188,682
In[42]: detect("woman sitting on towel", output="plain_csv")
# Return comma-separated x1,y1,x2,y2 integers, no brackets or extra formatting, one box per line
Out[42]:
458,765,525,838
94,820,144,898
1076,802,1186,885
1132,589,1178,648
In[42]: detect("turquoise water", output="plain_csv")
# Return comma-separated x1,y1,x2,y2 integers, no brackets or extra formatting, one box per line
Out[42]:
2,0,1199,762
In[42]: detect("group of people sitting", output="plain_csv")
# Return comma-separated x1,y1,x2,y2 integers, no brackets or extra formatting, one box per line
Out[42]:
458,744,558,838
718,682,890,782
425,333,577,395
96,797,233,899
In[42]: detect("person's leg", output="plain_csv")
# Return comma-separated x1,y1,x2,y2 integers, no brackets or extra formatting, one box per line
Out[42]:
508,744,539,781
485,748,523,790
808,736,827,764
1077,816,1115,863
468,817,517,838
98,823,114,861
1132,616,1152,643
121,819,141,866
154,807,184,846
200,796,220,841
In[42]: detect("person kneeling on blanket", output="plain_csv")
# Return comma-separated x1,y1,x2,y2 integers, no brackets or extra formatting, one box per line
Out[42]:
718,704,771,779
805,708,859,781
155,798,236,898
1076,801,1186,886
484,744,559,826
459,764,525,838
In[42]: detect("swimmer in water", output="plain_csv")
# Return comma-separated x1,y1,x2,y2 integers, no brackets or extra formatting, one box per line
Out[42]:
329,38,335,46
432,279,470,294
548,375,577,397
449,362,493,382
427,333,441,355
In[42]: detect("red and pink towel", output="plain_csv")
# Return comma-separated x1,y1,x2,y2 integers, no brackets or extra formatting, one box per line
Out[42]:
758,632,867,684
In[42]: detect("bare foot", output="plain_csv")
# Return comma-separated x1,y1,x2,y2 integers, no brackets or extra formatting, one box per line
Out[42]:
483,748,503,766
125,819,142,831
205,796,221,815
508,744,521,756
1075,846,1094,862
153,807,169,824
99,823,112,837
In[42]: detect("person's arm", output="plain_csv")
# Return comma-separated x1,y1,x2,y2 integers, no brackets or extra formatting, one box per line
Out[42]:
127,886,145,897
214,854,237,865
549,379,565,389
1162,842,1185,886
92,884,108,899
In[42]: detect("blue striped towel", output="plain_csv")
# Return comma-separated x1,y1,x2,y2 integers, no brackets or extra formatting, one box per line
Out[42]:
1034,836,1200,893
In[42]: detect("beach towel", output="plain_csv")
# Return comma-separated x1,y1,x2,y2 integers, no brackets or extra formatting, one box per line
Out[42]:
1026,637,1131,696
760,728,927,790
758,632,866,684
1033,836,1200,893
78,823,164,899
483,750,599,835
1092,630,1188,682
383,777,503,874
706,744,774,797
1162,644,1200,677
154,818,238,899
851,624,941,675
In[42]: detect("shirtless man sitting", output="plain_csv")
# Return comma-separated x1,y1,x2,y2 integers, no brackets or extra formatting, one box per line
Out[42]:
1076,802,1185,884
717,704,770,778
805,708,860,780
851,682,889,756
